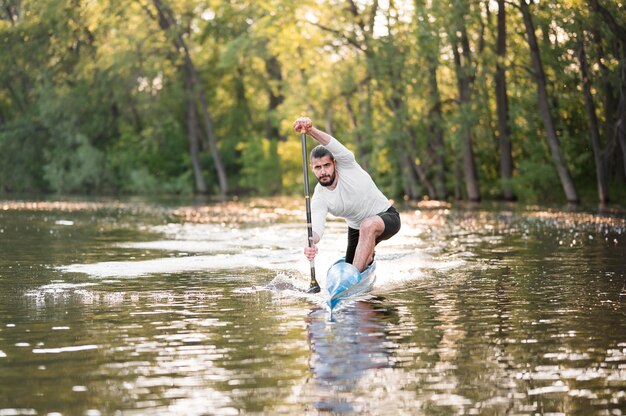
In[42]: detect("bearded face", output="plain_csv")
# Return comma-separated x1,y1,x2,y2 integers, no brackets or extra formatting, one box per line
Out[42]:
310,155,337,187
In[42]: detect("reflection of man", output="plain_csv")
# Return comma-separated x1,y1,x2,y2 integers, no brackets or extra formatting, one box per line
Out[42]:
293,117,401,280
305,301,390,413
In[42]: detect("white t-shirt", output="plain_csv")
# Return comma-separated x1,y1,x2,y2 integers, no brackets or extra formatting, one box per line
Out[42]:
311,136,391,239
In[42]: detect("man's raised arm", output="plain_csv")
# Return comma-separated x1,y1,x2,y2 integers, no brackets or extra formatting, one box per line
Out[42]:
293,117,333,146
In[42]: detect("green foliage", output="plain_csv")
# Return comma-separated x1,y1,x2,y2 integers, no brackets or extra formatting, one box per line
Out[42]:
237,137,282,195
107,120,193,195
512,159,562,203
0,119,47,192
0,0,624,206
43,133,106,193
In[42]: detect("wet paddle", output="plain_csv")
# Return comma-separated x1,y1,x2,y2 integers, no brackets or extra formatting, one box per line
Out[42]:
301,132,321,293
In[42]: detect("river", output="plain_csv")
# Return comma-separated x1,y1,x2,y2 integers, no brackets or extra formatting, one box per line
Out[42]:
0,197,625,415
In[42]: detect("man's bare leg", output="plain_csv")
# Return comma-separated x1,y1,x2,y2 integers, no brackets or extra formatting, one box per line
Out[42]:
352,216,385,272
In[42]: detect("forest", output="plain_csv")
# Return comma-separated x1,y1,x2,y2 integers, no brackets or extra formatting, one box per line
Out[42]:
1,0,625,205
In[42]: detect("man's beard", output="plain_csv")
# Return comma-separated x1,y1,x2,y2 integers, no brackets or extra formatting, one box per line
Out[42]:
318,172,336,187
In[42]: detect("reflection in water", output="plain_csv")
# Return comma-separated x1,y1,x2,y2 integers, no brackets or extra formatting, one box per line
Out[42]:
427,291,470,410
306,301,392,413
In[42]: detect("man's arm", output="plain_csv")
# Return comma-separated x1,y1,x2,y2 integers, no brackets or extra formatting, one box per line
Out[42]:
293,117,332,145
294,116,356,166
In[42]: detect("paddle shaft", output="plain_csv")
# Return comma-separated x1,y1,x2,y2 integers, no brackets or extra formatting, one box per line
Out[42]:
301,133,318,288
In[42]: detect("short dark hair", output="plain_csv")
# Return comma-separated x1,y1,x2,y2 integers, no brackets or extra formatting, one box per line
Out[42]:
310,145,334,161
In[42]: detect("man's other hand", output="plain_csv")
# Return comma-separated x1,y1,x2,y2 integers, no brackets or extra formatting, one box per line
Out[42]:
293,117,313,134
304,244,318,261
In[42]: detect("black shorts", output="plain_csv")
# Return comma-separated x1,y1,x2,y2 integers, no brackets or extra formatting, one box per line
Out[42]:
345,206,401,264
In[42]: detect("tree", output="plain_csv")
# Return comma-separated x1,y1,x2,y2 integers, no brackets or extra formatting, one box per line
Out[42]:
588,0,626,181
495,0,515,201
448,0,481,201
150,0,228,195
519,0,579,203
415,0,448,200
576,32,609,203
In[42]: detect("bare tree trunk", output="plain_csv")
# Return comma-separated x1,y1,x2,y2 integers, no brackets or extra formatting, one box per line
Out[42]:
520,0,579,203
427,63,447,200
184,71,207,194
577,36,609,203
264,54,284,195
151,0,228,195
454,156,463,200
495,0,515,201
195,74,229,195
407,126,437,198
264,55,285,142
588,0,626,181
591,29,622,183
450,11,481,202
415,0,447,199
616,89,626,179
615,48,626,180
399,153,421,200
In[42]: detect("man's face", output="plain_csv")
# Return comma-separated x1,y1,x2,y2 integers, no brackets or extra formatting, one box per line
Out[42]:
310,155,337,187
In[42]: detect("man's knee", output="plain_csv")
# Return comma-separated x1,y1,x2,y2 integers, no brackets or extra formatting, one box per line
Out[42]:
360,216,385,237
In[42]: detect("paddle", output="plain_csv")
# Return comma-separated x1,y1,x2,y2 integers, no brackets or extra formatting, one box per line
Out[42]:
301,132,321,293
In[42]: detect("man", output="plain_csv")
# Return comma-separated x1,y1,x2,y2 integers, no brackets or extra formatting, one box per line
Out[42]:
293,116,401,283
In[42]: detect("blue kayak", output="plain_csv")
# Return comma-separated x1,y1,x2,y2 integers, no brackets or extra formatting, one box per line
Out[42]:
326,258,377,309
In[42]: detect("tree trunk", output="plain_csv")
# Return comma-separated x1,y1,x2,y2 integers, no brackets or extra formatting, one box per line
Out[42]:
588,0,626,180
415,0,447,199
184,71,207,194
192,59,229,196
427,63,447,200
616,87,626,179
399,153,421,200
264,54,286,142
264,54,285,194
151,0,228,195
520,0,579,203
615,46,626,180
577,36,609,203
450,11,481,202
407,126,437,198
592,29,621,183
454,156,463,200
495,0,515,201
361,80,376,171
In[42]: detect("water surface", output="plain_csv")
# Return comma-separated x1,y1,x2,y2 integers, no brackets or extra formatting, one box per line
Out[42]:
0,198,625,415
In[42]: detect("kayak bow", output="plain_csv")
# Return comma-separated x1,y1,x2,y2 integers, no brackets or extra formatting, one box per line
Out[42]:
326,258,376,309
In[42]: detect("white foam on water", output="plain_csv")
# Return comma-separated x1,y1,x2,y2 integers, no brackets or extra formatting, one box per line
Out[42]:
57,220,465,292
0,409,37,416
117,240,230,253
35,282,99,292
32,344,99,354
60,253,296,278
55,220,74,226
